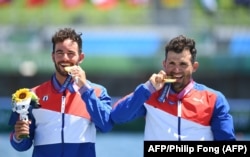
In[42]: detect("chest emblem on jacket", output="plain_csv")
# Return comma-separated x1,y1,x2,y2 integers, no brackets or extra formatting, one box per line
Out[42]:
192,96,204,104
42,95,49,101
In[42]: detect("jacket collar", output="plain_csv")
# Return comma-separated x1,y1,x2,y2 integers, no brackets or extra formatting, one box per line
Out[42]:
51,74,76,93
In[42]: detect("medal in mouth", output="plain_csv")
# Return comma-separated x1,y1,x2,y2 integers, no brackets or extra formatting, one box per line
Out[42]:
164,76,176,83
64,65,77,72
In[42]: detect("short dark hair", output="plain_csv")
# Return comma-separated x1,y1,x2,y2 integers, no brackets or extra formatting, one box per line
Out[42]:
165,35,197,63
51,28,82,53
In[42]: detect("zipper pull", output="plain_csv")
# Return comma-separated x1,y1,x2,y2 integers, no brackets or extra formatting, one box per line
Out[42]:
61,96,66,113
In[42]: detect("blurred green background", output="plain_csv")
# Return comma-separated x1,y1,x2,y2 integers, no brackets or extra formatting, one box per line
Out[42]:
0,0,250,134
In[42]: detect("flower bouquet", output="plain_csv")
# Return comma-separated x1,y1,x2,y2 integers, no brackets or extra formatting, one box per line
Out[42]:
11,88,40,138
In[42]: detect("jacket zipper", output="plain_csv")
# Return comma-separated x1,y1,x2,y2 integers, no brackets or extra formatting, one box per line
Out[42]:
177,100,182,141
61,92,66,149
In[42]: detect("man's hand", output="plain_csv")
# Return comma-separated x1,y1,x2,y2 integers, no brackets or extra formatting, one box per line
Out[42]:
65,65,87,88
149,70,167,91
14,120,31,140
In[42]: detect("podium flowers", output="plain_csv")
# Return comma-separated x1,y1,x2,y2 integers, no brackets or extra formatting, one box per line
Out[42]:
12,88,39,104
11,88,40,139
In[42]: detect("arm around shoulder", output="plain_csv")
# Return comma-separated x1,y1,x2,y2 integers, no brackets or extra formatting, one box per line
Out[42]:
111,82,153,124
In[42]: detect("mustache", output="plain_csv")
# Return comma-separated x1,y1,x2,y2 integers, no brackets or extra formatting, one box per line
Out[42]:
54,63,68,76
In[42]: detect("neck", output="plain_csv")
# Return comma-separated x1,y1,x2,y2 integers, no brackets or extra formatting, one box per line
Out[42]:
55,73,68,85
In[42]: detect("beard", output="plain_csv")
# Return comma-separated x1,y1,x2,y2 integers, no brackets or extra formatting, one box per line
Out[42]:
54,63,68,77
172,82,183,93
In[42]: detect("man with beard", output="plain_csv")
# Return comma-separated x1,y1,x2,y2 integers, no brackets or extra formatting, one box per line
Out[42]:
111,35,236,141
8,28,113,157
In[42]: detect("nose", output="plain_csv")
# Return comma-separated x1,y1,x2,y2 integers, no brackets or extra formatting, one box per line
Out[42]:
172,66,180,73
61,53,70,60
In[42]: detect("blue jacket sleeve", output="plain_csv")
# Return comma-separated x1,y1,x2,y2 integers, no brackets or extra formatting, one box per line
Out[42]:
80,83,113,133
10,132,33,152
211,92,236,141
111,82,153,124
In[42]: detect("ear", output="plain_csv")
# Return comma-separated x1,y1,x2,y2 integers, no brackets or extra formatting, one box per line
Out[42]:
192,61,199,72
78,52,84,64
51,53,55,63
162,59,166,68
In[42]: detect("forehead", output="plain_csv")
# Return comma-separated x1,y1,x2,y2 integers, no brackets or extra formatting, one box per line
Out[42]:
166,49,192,62
55,39,79,49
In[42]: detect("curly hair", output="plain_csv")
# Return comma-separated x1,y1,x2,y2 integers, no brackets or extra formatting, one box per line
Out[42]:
51,28,82,54
165,35,197,63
